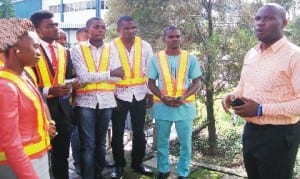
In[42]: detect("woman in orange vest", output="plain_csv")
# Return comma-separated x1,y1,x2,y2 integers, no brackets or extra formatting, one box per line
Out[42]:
0,18,55,179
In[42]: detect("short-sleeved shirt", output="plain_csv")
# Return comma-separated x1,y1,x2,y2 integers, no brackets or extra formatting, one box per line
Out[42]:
147,52,202,121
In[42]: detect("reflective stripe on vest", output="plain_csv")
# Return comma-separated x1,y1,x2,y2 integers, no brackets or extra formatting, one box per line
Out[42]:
153,50,195,102
0,54,3,66
24,67,38,86
35,44,67,87
0,70,50,163
76,44,115,93
1,53,38,86
114,36,146,87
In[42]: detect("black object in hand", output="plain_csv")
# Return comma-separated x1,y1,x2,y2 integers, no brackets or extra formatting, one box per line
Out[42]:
231,98,245,107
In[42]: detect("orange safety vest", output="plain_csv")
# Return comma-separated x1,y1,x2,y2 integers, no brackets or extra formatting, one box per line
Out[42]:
76,43,115,93
0,53,38,86
0,70,51,163
114,36,146,87
153,50,195,103
35,44,67,88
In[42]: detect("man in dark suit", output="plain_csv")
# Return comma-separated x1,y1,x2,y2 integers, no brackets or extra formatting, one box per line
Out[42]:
30,10,77,179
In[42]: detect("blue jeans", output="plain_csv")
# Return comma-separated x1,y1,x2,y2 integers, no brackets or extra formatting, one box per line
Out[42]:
75,106,111,179
71,125,80,174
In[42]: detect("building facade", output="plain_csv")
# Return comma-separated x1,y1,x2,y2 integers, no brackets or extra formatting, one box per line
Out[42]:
13,0,108,46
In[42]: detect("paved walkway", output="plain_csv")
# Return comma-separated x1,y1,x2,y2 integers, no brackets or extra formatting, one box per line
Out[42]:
67,127,247,179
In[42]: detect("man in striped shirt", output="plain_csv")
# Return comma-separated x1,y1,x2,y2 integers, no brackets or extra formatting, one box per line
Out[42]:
222,3,300,179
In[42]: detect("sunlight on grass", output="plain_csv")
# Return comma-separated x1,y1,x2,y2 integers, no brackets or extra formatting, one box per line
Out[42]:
190,169,224,179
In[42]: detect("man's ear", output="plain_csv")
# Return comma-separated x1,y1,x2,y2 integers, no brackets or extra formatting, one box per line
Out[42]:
282,19,288,28
35,28,42,37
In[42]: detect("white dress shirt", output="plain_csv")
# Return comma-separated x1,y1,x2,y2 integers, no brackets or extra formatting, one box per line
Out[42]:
40,39,57,64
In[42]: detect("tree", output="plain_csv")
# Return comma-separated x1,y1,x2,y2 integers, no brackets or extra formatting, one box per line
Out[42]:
287,16,300,46
0,0,15,18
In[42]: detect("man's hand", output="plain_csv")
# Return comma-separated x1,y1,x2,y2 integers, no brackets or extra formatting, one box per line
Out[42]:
161,96,183,107
71,78,81,90
110,66,124,78
48,85,72,97
233,97,259,118
145,94,153,108
222,94,235,113
49,121,58,139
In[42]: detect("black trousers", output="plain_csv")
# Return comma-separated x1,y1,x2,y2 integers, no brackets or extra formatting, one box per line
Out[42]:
49,100,72,179
111,96,147,168
243,121,300,179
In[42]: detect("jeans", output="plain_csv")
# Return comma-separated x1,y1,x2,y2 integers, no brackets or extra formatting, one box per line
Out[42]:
111,97,147,168
70,125,80,174
75,106,111,179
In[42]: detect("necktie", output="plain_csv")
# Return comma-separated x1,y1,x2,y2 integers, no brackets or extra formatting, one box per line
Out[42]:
49,44,57,70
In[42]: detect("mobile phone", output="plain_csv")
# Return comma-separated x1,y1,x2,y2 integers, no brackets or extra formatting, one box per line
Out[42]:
64,78,75,86
231,98,245,107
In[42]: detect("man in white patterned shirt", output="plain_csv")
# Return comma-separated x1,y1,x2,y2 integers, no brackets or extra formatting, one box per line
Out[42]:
109,16,154,178
70,17,124,179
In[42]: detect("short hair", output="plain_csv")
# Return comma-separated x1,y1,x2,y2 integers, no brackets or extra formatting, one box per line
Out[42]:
262,3,286,20
58,28,66,34
117,16,134,28
163,26,179,37
30,10,54,28
76,27,87,36
86,17,103,29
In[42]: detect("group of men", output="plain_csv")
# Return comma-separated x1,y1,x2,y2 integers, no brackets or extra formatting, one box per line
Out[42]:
0,2,299,179
23,9,201,179
64,13,201,179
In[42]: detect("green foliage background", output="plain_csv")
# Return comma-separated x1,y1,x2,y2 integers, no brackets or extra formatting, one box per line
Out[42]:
0,0,15,18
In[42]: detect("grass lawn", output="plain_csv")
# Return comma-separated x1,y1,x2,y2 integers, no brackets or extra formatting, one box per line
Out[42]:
170,98,300,178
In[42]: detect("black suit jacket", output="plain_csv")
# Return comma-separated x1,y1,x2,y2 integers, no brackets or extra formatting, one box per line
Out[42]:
34,45,74,129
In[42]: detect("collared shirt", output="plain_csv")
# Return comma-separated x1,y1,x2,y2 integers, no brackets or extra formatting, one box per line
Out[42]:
39,40,59,97
147,53,202,121
70,41,121,109
109,38,153,102
232,37,300,125
40,39,57,64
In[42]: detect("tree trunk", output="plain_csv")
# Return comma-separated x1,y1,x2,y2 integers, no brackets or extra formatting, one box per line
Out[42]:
206,81,217,155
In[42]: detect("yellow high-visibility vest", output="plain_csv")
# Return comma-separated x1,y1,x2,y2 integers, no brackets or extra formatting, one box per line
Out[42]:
0,53,37,86
114,36,146,87
0,70,50,163
35,44,67,88
76,43,115,93
153,50,195,102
